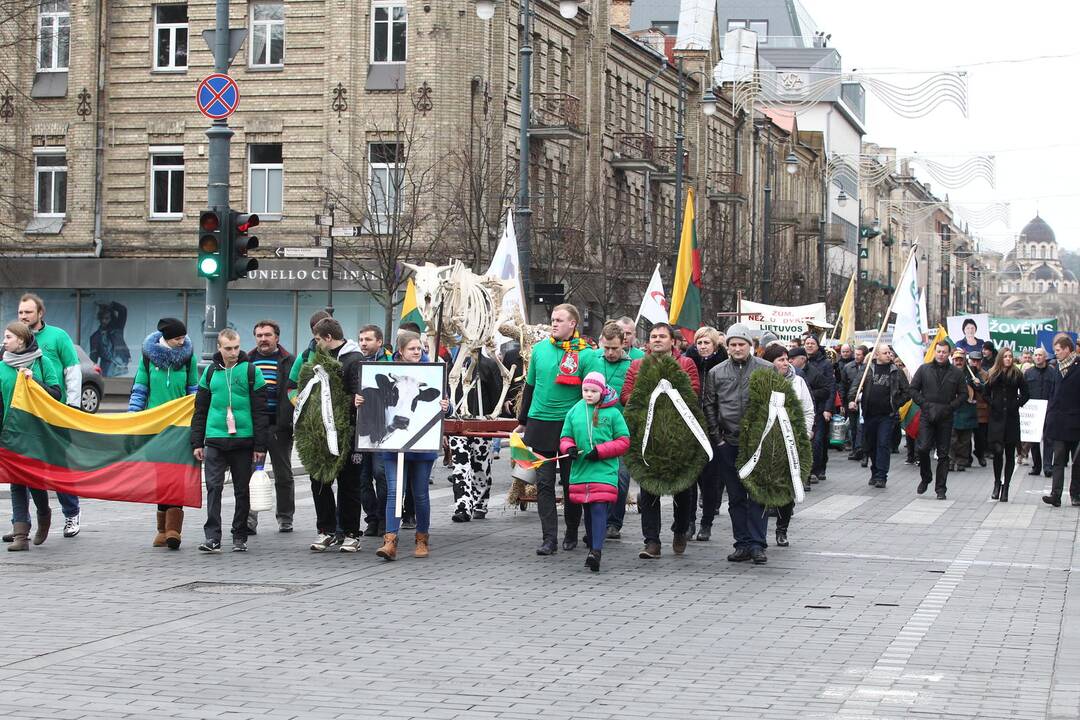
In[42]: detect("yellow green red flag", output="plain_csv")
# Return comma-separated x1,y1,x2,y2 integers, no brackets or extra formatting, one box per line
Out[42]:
668,188,701,340
401,277,426,331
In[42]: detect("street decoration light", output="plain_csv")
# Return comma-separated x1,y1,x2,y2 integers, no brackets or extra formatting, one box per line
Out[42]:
836,189,849,208
785,151,799,175
558,0,579,18
475,0,495,20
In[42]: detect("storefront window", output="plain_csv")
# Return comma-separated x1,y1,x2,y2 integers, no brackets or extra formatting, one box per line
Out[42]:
297,291,383,349
78,290,187,377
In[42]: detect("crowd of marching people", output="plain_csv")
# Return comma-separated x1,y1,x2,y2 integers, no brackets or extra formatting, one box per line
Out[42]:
3,293,1079,574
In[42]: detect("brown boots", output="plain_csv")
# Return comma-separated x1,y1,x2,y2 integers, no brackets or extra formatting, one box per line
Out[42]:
33,509,51,546
376,533,398,561
164,508,184,550
7,522,30,552
153,511,168,547
414,532,429,558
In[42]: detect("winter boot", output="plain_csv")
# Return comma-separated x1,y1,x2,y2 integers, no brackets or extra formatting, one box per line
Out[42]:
414,532,429,558
991,480,1002,500
1000,480,1010,503
7,522,30,552
586,549,601,572
164,508,184,550
32,509,51,546
153,511,168,547
376,533,398,561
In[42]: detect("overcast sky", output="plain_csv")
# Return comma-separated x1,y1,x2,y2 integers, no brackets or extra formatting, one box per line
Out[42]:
803,0,1080,253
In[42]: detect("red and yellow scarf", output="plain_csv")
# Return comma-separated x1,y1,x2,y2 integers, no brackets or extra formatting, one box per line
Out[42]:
550,332,589,386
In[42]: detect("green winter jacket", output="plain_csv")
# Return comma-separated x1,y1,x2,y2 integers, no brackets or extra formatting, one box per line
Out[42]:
580,350,632,409
128,333,199,411
190,352,269,450
559,394,630,503
32,322,79,405
0,348,62,428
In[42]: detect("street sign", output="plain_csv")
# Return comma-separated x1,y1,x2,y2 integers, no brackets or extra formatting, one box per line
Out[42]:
314,236,332,247
200,29,248,67
330,225,362,237
315,214,333,227
274,247,328,259
859,270,868,280
313,259,331,269
859,246,869,259
197,73,240,120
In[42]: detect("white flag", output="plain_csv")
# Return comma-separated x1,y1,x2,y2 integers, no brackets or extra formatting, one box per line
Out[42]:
892,255,925,380
636,264,669,326
917,289,931,333
486,209,527,333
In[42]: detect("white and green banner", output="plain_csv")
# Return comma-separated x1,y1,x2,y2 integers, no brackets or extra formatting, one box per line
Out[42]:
989,317,1058,354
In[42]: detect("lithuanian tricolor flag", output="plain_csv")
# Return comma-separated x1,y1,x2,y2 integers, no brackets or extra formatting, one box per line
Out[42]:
0,374,202,507
668,188,701,342
899,325,952,439
401,277,427,332
509,432,552,469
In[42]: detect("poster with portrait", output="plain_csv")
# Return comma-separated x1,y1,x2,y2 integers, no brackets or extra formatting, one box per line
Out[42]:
355,362,445,453
946,313,990,356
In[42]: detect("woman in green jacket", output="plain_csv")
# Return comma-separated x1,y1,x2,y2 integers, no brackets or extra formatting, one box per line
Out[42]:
128,318,199,549
3,321,62,551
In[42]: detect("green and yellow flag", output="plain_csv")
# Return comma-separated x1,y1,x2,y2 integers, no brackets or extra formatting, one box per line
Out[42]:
668,188,701,342
509,432,552,469
0,374,202,507
401,277,427,331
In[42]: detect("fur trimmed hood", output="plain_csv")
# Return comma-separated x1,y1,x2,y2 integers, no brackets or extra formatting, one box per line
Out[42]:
142,332,194,370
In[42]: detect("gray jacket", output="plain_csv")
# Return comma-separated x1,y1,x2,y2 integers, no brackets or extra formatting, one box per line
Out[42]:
703,355,773,445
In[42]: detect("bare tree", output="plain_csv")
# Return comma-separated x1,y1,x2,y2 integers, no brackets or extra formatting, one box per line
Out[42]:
319,98,447,337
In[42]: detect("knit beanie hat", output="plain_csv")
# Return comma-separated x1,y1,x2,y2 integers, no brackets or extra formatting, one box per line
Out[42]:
158,317,187,341
726,323,753,345
759,330,782,348
582,371,607,395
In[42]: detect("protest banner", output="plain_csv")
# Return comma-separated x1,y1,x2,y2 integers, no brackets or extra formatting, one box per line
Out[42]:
740,300,828,341
989,317,1057,354
1020,399,1048,444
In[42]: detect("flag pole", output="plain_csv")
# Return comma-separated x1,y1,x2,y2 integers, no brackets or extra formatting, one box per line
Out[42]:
852,244,919,405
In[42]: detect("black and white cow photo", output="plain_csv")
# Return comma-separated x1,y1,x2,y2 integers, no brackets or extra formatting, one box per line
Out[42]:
356,362,446,453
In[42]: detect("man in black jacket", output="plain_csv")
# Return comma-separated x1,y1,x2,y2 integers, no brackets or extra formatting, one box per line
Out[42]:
191,329,269,553
803,335,837,482
857,345,911,489
841,345,868,461
910,340,966,499
1025,347,1060,477
449,350,503,522
247,320,295,534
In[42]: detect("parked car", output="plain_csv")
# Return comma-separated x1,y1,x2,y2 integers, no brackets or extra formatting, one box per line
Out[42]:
76,345,105,413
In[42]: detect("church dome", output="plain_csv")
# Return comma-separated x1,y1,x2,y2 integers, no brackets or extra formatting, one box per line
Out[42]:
1065,269,1078,282
1001,262,1021,278
1033,263,1060,281
1020,215,1057,245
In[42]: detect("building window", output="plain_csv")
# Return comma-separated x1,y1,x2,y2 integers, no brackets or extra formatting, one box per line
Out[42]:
38,1,70,71
727,19,768,41
150,148,185,218
371,3,407,63
250,2,284,67
154,4,188,70
34,151,67,217
368,142,403,233
248,144,283,218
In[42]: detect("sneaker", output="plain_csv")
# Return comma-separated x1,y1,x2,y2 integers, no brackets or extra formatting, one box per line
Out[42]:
278,521,293,533
751,547,768,564
232,540,248,553
585,550,601,572
605,526,621,540
338,536,361,553
198,539,222,553
309,533,336,552
672,534,688,555
904,458,916,466
775,531,789,547
638,541,661,559
451,510,471,523
917,480,930,495
808,474,819,485
62,514,80,538
727,548,752,562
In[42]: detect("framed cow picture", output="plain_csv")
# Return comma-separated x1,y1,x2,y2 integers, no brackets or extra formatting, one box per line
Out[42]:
356,362,446,453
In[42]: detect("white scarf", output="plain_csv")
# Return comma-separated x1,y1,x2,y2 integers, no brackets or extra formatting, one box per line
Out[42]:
293,365,339,456
640,379,713,466
738,390,805,504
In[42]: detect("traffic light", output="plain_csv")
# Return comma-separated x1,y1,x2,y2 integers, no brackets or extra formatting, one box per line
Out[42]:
197,209,224,278
229,211,260,280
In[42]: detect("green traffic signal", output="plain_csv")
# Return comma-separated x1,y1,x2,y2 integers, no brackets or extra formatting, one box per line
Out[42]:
198,210,224,279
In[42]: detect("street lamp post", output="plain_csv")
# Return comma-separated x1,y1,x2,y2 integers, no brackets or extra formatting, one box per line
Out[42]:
476,0,578,321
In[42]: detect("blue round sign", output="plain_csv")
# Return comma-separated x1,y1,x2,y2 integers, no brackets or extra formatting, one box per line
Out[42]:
197,73,240,120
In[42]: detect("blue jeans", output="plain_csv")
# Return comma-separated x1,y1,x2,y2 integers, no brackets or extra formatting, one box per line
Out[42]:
862,414,895,482
11,485,50,525
607,459,631,530
383,454,433,534
56,492,79,518
585,503,609,551
719,442,767,551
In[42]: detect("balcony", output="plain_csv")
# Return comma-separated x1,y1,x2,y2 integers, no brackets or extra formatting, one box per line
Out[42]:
706,171,745,203
769,199,798,233
529,93,585,141
796,212,821,237
823,223,847,246
611,133,661,173
650,143,693,184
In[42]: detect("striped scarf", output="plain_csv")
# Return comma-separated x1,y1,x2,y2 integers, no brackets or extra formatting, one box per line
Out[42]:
1060,352,1076,378
550,332,588,386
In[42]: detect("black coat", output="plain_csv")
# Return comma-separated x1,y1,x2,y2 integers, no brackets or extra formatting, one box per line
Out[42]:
806,349,837,414
1024,364,1060,401
910,360,966,423
986,370,1029,446
1046,362,1080,443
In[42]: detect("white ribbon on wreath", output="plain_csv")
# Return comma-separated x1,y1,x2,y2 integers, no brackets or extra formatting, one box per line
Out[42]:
292,365,339,457
640,379,713,466
738,390,805,504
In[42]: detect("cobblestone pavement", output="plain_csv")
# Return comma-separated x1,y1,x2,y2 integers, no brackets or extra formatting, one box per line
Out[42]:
1,449,1078,719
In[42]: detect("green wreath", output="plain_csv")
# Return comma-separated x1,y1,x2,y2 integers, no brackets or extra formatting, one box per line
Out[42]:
294,351,352,485
624,354,709,496
735,368,813,508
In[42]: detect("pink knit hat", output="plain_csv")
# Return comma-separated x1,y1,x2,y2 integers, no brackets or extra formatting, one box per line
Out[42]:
581,371,607,394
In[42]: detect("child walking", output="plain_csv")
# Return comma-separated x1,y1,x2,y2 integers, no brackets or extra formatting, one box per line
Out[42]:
560,372,630,572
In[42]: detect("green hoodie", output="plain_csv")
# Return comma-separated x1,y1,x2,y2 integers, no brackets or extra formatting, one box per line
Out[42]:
191,352,268,447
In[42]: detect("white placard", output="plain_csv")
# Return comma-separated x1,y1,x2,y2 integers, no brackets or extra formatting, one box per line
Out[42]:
1020,399,1048,444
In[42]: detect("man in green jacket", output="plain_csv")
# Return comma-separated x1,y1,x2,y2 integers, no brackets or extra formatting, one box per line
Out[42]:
191,329,269,553
18,292,83,537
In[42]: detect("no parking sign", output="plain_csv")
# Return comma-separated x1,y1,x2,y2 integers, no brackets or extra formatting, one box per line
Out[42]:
197,73,240,119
